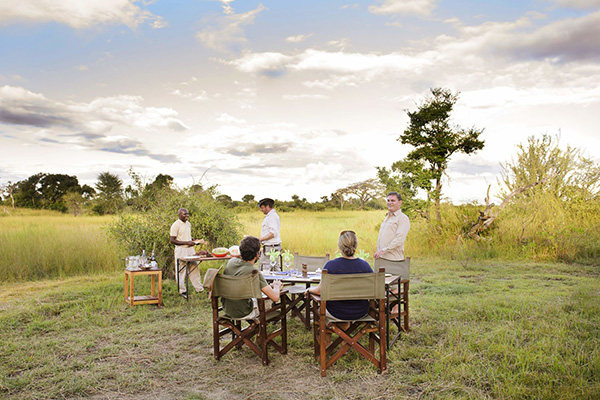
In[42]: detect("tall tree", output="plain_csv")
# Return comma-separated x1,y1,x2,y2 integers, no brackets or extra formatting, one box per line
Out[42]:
94,172,124,214
377,159,434,219
39,173,80,211
400,87,485,223
13,173,45,208
344,178,385,210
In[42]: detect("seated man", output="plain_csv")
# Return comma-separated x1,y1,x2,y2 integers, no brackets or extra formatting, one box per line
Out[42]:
222,236,283,319
307,230,373,321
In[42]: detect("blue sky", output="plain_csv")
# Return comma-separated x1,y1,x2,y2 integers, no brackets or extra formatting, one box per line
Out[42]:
1,0,599,203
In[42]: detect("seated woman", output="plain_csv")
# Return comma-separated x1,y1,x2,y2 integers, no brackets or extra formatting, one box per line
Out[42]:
307,230,373,320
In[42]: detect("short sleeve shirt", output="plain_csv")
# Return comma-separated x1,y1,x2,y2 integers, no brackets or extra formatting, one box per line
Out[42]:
261,209,281,245
170,219,194,258
222,257,268,318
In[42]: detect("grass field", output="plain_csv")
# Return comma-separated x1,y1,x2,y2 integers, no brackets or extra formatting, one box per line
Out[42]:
1,258,598,399
1,209,599,399
0,209,120,281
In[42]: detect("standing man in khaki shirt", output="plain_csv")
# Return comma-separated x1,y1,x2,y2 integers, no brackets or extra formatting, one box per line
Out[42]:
170,208,207,296
374,192,410,261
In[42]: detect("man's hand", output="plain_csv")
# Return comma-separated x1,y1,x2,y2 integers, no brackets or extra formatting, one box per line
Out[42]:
374,250,385,259
271,280,282,291
193,239,207,245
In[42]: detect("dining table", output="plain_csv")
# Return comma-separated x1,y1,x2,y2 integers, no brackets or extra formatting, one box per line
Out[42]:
262,270,409,349
178,254,233,300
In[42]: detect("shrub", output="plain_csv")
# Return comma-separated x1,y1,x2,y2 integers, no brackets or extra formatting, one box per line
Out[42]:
109,187,241,278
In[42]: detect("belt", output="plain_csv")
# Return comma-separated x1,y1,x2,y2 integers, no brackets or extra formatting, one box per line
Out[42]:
262,244,281,247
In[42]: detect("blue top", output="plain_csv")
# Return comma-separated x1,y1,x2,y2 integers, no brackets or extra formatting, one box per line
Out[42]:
323,257,373,320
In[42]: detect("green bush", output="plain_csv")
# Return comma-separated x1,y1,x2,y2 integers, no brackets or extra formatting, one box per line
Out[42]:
109,188,242,278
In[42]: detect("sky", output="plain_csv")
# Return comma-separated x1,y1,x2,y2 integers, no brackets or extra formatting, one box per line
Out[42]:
1,0,599,204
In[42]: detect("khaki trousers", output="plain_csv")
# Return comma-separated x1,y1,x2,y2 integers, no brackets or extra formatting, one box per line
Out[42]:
176,258,203,293
260,244,282,272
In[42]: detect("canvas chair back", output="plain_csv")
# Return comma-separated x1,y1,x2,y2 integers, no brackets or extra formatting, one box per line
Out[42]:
203,266,223,295
374,257,410,279
293,253,330,272
320,268,386,302
212,270,262,300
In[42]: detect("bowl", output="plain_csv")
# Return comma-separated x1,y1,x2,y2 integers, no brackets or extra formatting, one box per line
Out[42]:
228,245,240,257
212,247,229,257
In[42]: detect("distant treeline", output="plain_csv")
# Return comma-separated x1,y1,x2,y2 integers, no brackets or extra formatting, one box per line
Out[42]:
0,169,389,215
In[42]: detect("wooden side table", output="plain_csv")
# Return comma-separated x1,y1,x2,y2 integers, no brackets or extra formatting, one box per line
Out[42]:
124,268,162,307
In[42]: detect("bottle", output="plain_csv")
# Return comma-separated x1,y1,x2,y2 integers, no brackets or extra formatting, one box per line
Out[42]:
302,263,308,277
150,246,157,268
141,249,147,266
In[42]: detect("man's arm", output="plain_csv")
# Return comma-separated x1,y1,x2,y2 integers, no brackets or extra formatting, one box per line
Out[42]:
374,216,410,258
261,280,282,302
260,232,275,242
170,236,206,246
259,214,277,242
306,283,321,296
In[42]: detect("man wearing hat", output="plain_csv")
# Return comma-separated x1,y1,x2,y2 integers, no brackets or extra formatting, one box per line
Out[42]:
257,197,282,272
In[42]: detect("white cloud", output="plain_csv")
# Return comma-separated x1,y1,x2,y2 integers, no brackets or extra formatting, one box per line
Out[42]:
196,4,266,52
216,113,246,123
170,89,208,102
0,0,167,29
0,85,187,161
303,76,360,89
285,33,313,43
551,0,600,9
228,52,294,75
369,0,438,16
229,48,432,76
432,11,600,63
282,94,330,100
75,65,89,71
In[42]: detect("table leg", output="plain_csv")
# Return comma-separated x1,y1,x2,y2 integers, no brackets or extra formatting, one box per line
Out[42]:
151,274,156,297
185,261,190,300
129,273,135,307
403,281,409,331
158,272,163,307
386,287,390,350
124,273,129,303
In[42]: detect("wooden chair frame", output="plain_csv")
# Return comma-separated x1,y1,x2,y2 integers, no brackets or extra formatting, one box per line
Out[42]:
309,268,387,377
211,270,287,366
374,257,410,349
286,253,330,329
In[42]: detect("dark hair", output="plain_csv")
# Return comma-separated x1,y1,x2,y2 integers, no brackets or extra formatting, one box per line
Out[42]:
258,198,275,208
240,236,261,261
387,192,402,201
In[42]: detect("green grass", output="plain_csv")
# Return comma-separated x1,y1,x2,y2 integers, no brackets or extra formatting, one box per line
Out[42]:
1,259,598,399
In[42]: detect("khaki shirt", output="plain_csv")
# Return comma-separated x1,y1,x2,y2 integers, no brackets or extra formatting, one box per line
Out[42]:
170,219,195,259
376,209,410,261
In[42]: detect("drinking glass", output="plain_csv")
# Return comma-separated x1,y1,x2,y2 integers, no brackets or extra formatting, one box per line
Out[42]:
263,263,271,274
284,259,292,271
270,259,277,272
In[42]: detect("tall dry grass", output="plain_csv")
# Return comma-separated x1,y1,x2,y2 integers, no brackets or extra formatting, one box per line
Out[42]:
237,210,386,257
0,209,120,281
